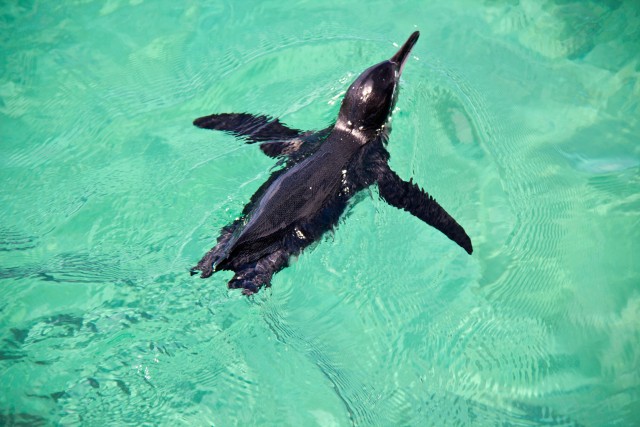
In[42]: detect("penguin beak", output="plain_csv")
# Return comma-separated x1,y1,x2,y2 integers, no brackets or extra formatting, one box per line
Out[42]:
390,31,420,77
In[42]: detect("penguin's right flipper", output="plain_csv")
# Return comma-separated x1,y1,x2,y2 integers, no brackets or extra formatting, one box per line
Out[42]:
193,113,326,159
377,168,473,254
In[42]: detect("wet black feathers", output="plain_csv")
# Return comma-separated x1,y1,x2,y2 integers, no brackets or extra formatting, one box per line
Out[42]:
377,169,473,254
193,113,301,142
194,113,332,161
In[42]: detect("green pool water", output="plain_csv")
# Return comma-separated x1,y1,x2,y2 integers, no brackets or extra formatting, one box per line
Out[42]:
1,0,639,425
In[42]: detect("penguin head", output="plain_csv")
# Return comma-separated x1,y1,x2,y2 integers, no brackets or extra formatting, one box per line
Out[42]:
337,31,419,141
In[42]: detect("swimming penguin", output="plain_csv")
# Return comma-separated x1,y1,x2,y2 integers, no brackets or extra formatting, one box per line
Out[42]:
190,31,472,295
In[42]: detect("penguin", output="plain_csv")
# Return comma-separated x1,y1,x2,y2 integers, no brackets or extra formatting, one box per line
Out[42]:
190,31,472,295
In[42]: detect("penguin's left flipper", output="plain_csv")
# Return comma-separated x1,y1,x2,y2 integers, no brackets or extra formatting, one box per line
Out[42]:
193,113,327,159
377,168,473,255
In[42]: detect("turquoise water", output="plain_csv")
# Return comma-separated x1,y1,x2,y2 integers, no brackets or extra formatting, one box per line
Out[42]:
1,0,639,425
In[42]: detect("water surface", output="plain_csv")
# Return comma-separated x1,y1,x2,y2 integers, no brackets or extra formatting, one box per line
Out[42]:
1,0,639,425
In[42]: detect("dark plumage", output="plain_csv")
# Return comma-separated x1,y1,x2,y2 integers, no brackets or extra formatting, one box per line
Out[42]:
190,31,472,295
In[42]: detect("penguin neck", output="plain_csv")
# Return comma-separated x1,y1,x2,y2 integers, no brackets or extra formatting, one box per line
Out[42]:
315,121,367,160
332,115,389,146
333,119,369,146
